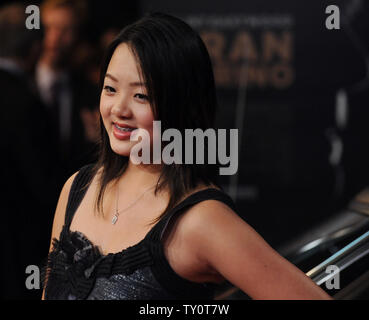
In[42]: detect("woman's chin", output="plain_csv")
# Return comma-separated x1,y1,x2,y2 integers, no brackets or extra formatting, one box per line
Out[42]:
110,142,132,157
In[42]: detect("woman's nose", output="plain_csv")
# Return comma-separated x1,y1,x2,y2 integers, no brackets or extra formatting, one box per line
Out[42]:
111,94,132,118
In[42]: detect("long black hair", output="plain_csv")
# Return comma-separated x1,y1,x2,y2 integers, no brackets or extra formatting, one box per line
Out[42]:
92,12,220,222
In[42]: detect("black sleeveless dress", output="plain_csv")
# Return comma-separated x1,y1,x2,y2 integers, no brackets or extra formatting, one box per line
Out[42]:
42,165,237,300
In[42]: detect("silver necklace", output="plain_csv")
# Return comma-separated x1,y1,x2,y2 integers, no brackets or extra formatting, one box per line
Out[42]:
112,183,156,225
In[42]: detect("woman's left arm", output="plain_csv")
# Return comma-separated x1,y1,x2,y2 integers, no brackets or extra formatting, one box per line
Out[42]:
186,200,333,300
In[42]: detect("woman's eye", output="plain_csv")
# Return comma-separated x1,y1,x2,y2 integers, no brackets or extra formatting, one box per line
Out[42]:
134,93,149,101
103,85,116,93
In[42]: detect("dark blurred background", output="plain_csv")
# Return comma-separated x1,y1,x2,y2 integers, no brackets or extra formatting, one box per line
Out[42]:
0,0,368,299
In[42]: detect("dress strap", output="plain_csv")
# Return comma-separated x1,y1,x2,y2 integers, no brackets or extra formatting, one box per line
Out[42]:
145,187,237,242
64,164,94,228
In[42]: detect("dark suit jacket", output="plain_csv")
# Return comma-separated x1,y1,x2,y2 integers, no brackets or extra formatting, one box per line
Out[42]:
0,68,59,299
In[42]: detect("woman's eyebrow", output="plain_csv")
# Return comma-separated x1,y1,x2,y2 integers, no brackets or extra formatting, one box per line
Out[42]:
129,81,146,87
105,73,118,82
105,73,146,87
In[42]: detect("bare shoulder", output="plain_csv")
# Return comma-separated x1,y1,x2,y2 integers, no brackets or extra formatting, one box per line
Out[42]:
167,195,245,263
174,195,244,240
57,171,79,213
162,194,239,283
48,171,80,246
177,184,238,224
179,198,266,264
51,165,101,241
175,196,332,300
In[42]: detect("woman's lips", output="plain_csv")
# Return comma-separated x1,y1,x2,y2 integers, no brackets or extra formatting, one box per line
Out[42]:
112,123,136,140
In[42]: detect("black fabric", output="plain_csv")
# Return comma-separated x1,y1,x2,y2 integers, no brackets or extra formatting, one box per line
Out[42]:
43,164,237,300
0,69,60,299
64,164,94,228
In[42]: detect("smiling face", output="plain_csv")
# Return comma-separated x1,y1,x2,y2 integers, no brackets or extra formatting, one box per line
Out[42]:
100,43,155,158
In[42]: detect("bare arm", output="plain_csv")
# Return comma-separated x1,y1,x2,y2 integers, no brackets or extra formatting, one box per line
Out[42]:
41,172,78,300
186,200,332,300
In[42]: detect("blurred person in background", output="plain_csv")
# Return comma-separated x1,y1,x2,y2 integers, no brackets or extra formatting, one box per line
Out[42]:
36,0,99,183
0,2,59,299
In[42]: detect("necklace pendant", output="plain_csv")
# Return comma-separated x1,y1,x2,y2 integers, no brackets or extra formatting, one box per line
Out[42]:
112,214,118,225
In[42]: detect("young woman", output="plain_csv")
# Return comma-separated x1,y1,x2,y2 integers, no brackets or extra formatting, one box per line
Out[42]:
42,12,332,300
